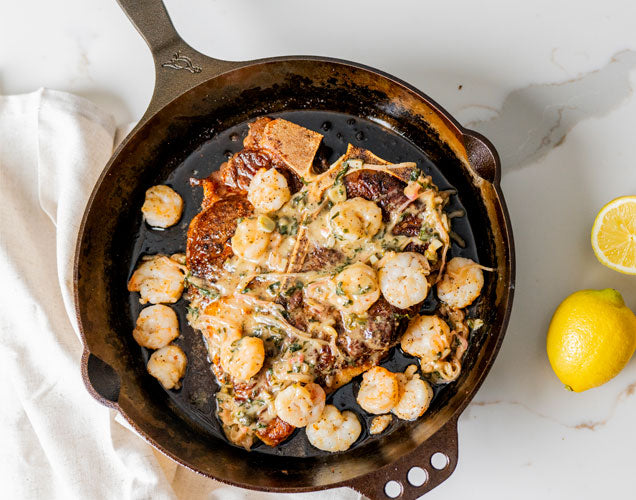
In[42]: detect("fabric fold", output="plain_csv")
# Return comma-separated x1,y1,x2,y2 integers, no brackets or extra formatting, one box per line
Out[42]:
0,89,362,500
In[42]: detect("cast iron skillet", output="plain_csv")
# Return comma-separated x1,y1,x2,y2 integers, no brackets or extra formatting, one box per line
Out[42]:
74,0,515,498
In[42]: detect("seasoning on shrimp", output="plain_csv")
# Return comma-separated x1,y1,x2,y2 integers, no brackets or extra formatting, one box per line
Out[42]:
128,254,187,304
132,304,180,349
147,345,187,390
369,414,392,435
142,185,183,228
306,405,361,452
437,257,490,309
356,366,400,415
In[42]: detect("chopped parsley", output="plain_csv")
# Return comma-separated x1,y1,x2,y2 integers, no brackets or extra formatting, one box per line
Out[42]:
186,306,199,320
353,285,372,295
393,312,411,321
267,281,281,294
335,281,346,296
288,343,302,352
334,162,350,184
185,277,220,300
277,216,299,236
284,281,304,297
332,259,351,275
291,191,308,207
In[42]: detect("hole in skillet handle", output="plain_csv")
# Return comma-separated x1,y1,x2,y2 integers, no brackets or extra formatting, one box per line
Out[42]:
462,130,501,185
384,480,403,498
83,352,121,407
407,466,429,487
430,452,450,470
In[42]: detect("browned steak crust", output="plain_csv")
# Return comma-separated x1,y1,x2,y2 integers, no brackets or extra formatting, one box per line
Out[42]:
344,169,408,218
256,417,295,446
186,195,253,281
344,169,423,237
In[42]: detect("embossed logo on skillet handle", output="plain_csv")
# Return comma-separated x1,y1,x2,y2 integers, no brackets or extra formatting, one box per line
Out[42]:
116,0,241,123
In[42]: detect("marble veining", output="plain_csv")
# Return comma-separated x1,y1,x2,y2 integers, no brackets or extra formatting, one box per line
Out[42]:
468,50,636,171
4,1,636,498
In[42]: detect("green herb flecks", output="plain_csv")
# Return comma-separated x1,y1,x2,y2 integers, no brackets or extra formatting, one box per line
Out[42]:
288,343,302,353
186,306,199,320
334,162,350,185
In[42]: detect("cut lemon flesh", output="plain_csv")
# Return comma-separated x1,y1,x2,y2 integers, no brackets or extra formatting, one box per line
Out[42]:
591,196,636,274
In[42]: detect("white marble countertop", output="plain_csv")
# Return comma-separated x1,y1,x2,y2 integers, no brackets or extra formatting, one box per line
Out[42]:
3,1,636,498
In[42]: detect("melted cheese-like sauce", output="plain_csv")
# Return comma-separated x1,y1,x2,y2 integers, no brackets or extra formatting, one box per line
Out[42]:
185,156,451,450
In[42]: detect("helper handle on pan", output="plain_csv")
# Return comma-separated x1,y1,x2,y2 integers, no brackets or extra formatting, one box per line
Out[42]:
116,0,240,120
462,129,502,185
346,416,459,500
82,350,121,409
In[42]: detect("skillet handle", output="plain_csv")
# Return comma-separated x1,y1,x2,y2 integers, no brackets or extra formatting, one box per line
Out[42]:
81,349,121,409
116,0,240,119
346,416,459,500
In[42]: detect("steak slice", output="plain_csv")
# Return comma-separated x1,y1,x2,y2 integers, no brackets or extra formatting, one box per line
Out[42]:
186,195,253,281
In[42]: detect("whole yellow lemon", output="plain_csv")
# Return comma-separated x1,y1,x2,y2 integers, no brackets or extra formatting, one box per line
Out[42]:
546,289,636,392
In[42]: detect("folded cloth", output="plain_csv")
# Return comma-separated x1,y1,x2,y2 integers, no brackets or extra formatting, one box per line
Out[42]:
0,89,363,500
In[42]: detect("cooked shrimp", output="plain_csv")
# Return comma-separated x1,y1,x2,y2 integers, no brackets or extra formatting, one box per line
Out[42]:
306,405,361,452
436,257,486,308
141,185,183,228
329,197,382,242
223,336,265,381
231,217,271,262
331,263,381,314
401,315,452,364
274,382,326,427
147,345,187,390
392,366,433,420
247,168,291,213
377,251,430,309
128,255,186,304
369,414,392,435
356,366,400,414
132,304,179,349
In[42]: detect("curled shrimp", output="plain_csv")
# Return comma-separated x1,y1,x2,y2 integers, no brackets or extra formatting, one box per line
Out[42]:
393,379,433,421
329,197,383,241
306,405,361,452
377,251,430,309
128,255,186,304
141,185,183,228
274,382,326,427
222,336,265,381
392,366,433,421
247,168,291,213
401,315,452,364
356,366,400,414
330,263,381,314
437,257,487,308
369,415,392,435
231,217,272,263
132,304,179,349
147,345,187,390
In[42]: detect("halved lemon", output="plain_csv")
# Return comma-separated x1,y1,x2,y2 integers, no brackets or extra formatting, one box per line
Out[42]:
591,196,636,274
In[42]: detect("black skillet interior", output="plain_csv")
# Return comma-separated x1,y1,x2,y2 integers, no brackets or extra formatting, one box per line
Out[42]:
76,57,507,490
123,109,482,457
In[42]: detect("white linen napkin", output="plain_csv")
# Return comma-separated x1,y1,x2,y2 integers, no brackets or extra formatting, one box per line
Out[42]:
0,89,363,500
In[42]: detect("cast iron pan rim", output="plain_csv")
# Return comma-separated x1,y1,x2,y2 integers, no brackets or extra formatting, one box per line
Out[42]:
74,107,514,495
73,4,515,493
